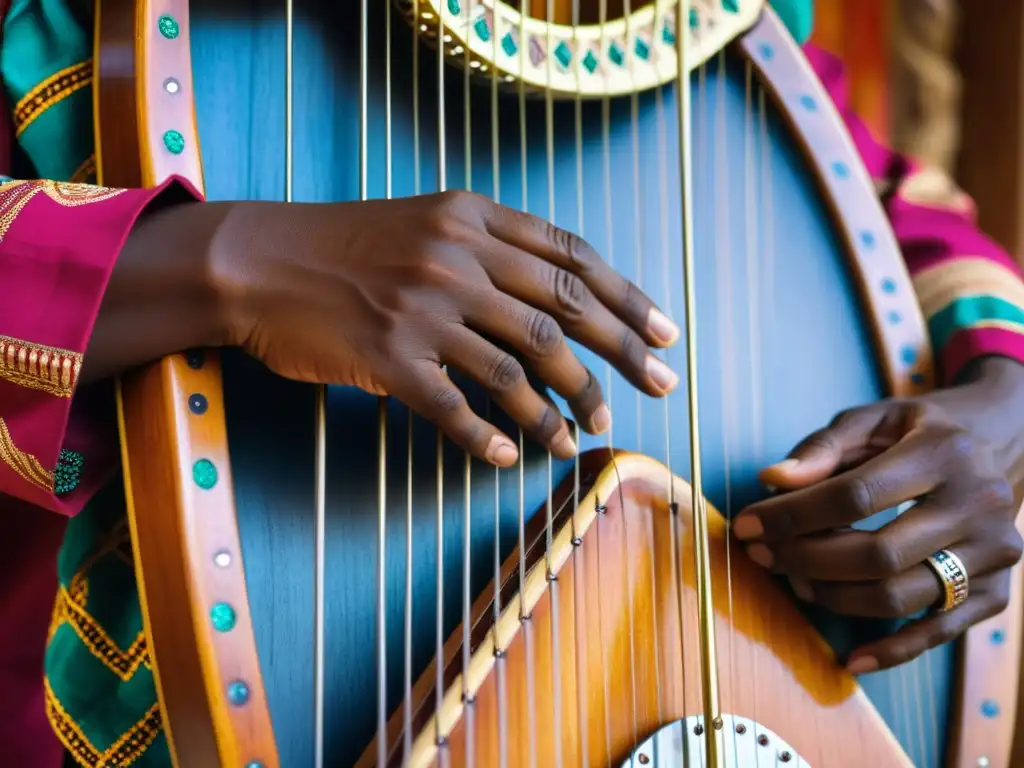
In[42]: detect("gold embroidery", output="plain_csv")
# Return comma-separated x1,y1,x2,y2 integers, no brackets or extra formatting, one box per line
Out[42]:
0,179,126,243
0,334,82,397
45,677,163,768
14,59,92,137
71,155,97,184
897,167,974,215
0,416,54,492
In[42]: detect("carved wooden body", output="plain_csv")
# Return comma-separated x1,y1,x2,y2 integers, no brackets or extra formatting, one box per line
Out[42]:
94,1,1021,766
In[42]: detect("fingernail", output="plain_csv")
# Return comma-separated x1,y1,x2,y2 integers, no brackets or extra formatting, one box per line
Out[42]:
769,458,800,473
746,543,773,569
646,355,680,393
551,430,578,459
789,577,814,602
647,308,680,345
590,404,612,434
847,656,879,675
485,436,519,467
732,515,763,540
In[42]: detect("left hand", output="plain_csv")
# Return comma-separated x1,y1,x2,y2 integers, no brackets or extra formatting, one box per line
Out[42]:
732,358,1024,674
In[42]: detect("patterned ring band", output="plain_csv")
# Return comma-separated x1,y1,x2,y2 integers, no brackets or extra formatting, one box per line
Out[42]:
925,549,969,613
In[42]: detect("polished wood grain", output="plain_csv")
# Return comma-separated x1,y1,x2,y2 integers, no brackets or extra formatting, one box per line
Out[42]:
360,451,911,767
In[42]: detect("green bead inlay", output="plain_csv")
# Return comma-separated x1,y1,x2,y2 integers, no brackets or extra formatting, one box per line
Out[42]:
193,458,218,490
501,32,517,56
554,40,572,69
688,8,699,30
608,42,624,67
158,14,180,40
473,16,490,42
582,49,599,73
210,602,237,632
722,0,739,12
663,20,677,45
446,0,461,14
634,37,650,61
163,130,185,155
54,449,84,496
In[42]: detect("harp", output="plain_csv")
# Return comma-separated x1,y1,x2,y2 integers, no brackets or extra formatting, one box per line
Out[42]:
94,0,1023,765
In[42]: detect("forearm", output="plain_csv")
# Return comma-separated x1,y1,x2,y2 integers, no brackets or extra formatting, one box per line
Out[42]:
82,199,237,383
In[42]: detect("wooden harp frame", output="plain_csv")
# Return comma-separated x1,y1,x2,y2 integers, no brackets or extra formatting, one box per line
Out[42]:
93,0,1022,765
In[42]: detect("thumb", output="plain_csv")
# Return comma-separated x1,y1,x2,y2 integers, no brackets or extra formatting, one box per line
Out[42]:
760,407,896,490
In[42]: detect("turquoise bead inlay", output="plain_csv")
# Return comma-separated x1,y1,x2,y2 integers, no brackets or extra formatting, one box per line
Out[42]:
832,161,850,179
722,0,739,12
688,8,698,30
245,763,264,768
634,37,650,61
900,346,918,365
799,94,817,111
163,130,185,155
608,42,625,67
193,458,218,490
582,49,599,73
446,0,461,14
158,14,179,40
210,602,237,632
228,681,251,706
981,700,1000,718
881,278,897,294
992,629,1006,645
501,32,517,56
54,449,84,496
859,230,875,249
887,311,902,326
759,43,774,60
473,16,490,42
554,40,572,69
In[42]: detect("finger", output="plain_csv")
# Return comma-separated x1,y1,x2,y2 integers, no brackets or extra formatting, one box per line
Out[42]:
388,361,520,467
440,325,577,459
759,404,915,490
846,574,1008,673
733,426,948,541
461,290,610,434
480,206,680,348
479,247,678,397
752,496,963,580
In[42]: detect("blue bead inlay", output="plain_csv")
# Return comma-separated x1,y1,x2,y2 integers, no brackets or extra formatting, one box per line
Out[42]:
992,629,1006,645
759,43,774,60
881,278,897,294
832,161,850,179
900,346,918,365
799,94,817,111
887,311,902,325
228,680,250,706
210,602,237,632
911,373,926,385
859,230,875,249
981,699,1000,718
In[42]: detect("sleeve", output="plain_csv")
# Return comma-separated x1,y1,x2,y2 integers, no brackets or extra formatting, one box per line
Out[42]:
806,44,1024,385
0,175,202,516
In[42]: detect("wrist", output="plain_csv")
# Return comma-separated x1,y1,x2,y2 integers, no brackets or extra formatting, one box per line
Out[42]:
944,356,1024,464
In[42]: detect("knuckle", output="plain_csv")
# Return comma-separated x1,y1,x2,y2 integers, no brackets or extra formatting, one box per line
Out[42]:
526,312,564,358
431,385,466,416
619,326,646,367
943,429,977,464
932,617,963,647
486,353,525,393
552,270,589,319
979,477,1016,512
534,403,564,442
828,407,863,431
622,279,645,317
547,222,588,269
997,530,1024,568
869,536,906,578
840,476,877,520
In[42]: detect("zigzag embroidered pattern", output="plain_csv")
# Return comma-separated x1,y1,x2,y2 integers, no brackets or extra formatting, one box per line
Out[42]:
46,678,163,768
13,59,92,137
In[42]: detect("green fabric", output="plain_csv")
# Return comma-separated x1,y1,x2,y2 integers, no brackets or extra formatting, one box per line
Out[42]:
928,295,1024,350
771,0,814,44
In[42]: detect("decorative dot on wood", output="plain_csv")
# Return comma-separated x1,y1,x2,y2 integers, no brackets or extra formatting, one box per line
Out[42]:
214,550,233,568
799,94,816,111
163,130,185,155
446,0,461,14
227,681,251,706
759,43,774,60
981,699,1000,718
189,393,209,415
158,14,180,40
164,77,180,94
881,278,897,294
245,762,265,768
193,459,218,490
832,161,850,179
900,346,918,365
887,311,902,325
185,349,205,369
859,230,875,249
911,373,926,385
210,602,237,632
992,629,1006,645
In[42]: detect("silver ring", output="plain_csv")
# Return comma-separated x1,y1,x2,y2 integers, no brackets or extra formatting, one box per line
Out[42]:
924,549,969,612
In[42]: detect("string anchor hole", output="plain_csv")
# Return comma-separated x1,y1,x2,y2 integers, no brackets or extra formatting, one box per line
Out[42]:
546,571,557,582
637,755,650,765
571,537,583,547
493,648,505,659
780,751,793,763
758,734,770,747
693,724,704,736
461,692,475,705
735,723,746,734
595,502,608,515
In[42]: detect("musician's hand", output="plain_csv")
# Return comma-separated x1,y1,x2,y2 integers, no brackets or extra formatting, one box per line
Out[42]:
218,191,680,467
731,358,1024,673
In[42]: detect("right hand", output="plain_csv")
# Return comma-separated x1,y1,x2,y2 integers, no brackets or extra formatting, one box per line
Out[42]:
212,191,681,467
